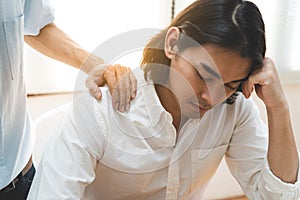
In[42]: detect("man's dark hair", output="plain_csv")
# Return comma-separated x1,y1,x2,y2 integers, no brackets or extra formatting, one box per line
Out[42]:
141,0,266,104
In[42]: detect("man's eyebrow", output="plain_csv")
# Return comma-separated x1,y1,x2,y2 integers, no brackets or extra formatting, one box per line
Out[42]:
200,62,221,79
200,62,248,83
230,76,248,83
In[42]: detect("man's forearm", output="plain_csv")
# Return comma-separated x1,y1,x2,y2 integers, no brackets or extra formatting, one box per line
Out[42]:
24,23,104,73
267,103,299,183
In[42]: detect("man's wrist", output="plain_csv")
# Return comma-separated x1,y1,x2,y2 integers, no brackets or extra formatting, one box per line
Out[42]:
80,52,104,73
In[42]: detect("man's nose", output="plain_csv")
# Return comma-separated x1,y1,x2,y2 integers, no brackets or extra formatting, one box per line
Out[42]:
200,82,227,106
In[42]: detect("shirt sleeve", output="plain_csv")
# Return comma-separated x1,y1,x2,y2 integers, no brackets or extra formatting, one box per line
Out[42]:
24,0,55,35
27,111,97,199
27,92,109,199
225,97,300,199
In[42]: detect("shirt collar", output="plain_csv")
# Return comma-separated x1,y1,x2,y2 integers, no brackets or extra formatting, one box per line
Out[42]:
134,67,171,126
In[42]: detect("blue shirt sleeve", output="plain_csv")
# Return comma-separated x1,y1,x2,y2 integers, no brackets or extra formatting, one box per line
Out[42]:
24,0,55,35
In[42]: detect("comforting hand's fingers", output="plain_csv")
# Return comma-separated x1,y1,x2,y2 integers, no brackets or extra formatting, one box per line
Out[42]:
108,65,133,112
103,66,119,109
86,75,102,100
85,64,108,100
130,71,137,99
103,66,118,95
115,66,131,112
111,86,120,111
86,79,102,100
103,64,136,112
115,84,129,112
86,63,137,110
122,72,132,112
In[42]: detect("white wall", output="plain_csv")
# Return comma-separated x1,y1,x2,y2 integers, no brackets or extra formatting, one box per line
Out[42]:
25,0,172,94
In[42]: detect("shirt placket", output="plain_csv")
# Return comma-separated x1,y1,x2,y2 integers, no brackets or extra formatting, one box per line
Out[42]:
165,157,180,200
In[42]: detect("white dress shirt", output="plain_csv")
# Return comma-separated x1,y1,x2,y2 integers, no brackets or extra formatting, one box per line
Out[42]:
0,0,54,189
28,68,299,199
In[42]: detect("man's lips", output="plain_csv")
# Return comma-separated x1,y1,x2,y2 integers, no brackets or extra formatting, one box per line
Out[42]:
191,102,211,110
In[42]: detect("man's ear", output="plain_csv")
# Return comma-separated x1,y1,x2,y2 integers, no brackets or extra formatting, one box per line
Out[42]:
164,27,180,59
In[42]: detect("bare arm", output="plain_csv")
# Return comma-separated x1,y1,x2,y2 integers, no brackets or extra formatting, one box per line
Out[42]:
266,100,298,183
243,57,298,183
24,22,102,73
24,22,136,111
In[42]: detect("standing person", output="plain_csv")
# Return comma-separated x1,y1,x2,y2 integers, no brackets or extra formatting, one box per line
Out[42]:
28,0,299,199
0,0,135,199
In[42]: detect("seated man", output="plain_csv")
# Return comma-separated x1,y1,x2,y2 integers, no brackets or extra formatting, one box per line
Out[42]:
28,0,299,199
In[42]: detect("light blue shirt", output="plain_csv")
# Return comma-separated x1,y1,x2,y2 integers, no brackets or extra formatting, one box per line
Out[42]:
0,0,54,189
